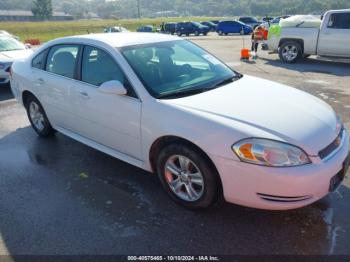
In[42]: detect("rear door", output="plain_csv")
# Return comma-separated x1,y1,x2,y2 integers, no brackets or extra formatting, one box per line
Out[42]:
318,12,350,57
70,45,142,159
32,44,81,129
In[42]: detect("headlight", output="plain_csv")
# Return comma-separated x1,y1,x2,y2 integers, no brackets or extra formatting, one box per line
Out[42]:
0,62,10,70
232,138,310,167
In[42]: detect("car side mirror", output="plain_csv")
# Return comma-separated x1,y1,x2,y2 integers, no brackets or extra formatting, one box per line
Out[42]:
99,80,127,95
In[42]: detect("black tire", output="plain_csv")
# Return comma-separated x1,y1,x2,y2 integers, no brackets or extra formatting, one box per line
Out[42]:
156,144,219,209
203,32,208,36
278,41,302,63
25,95,56,137
218,30,223,36
186,33,190,36
194,30,199,36
176,31,182,37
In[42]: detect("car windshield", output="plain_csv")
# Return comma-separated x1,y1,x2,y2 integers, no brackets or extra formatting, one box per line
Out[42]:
121,40,239,99
0,37,25,52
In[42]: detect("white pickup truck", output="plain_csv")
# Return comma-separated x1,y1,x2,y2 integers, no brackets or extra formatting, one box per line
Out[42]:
265,9,350,63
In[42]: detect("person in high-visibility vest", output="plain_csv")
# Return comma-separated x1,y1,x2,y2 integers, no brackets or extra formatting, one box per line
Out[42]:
251,25,268,56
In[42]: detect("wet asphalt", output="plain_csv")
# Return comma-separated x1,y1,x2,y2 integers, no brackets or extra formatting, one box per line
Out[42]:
0,34,350,255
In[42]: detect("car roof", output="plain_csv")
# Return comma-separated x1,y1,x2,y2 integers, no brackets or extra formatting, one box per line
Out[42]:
51,33,180,48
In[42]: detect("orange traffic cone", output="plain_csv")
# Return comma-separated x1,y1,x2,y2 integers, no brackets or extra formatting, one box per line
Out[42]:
240,48,250,60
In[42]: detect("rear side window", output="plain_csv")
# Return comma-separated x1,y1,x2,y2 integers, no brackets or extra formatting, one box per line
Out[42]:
46,45,79,78
328,13,350,29
32,49,48,70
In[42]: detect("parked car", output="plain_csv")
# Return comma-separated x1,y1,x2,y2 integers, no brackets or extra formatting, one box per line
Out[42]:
210,20,220,25
137,25,155,33
11,33,350,210
176,22,210,36
0,30,19,40
261,15,291,28
103,26,129,33
160,22,177,35
262,17,274,23
201,21,217,31
266,10,350,63
217,20,253,35
238,16,262,29
0,36,32,86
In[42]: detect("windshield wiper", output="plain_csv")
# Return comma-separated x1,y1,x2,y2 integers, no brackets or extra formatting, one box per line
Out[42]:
158,75,243,99
211,74,242,88
158,88,206,99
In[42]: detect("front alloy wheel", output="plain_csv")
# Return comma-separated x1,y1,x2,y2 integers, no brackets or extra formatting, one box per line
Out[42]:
157,144,219,209
164,155,204,202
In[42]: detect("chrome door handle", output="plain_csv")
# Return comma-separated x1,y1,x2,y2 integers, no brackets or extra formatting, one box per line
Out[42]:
79,91,90,99
37,78,45,84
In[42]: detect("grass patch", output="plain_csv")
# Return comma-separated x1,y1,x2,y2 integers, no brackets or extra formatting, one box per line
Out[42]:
0,17,223,43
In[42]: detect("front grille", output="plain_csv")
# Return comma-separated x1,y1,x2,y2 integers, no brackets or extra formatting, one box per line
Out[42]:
257,193,312,203
319,127,344,160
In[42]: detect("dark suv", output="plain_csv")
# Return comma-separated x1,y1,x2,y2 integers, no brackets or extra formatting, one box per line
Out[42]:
176,22,210,36
160,22,177,35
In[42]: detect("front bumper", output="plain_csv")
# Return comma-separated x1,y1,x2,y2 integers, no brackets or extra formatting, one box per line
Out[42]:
212,130,350,210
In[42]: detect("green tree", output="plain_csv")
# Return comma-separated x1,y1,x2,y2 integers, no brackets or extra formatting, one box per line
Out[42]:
31,0,53,20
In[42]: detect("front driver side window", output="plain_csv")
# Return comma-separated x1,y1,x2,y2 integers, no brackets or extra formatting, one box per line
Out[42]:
82,46,125,87
46,45,79,78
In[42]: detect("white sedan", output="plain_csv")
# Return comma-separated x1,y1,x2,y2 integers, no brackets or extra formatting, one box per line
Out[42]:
10,33,350,210
0,36,32,85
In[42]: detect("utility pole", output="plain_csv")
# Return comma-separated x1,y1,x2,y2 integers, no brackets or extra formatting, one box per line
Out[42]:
137,0,141,18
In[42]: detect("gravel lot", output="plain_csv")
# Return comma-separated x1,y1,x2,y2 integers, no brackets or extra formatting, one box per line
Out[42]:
0,33,350,256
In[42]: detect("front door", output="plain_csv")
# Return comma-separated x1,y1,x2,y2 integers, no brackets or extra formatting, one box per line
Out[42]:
70,45,142,159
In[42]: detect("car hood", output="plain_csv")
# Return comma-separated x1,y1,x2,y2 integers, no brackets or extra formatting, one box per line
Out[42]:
0,49,33,63
163,75,339,156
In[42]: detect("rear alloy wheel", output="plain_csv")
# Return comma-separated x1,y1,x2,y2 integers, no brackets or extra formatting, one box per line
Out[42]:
26,95,56,137
195,30,200,36
157,144,219,209
176,31,182,36
279,41,302,63
218,30,223,36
